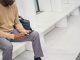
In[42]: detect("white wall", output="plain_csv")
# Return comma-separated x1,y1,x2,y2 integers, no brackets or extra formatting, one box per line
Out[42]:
16,0,80,15
38,0,52,11
52,0,76,12
16,0,78,18
38,0,78,12
62,0,74,4
52,0,63,11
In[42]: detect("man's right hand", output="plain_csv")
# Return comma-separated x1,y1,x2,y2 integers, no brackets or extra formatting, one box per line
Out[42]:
14,33,27,40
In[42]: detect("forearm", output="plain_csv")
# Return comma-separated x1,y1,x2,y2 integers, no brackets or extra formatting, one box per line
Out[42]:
0,31,14,39
15,23,27,33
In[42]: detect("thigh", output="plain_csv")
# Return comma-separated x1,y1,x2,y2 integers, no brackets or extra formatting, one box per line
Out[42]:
0,38,12,49
11,29,39,42
20,31,39,41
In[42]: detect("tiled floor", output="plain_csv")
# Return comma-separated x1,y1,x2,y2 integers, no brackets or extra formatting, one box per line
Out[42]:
14,15,80,60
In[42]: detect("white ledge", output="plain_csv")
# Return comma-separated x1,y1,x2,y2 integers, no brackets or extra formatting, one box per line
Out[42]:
34,3,80,35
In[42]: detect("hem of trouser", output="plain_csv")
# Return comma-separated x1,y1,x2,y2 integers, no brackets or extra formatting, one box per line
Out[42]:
34,54,44,58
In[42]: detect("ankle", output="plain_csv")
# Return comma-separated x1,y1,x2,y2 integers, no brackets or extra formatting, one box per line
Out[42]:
34,57,41,60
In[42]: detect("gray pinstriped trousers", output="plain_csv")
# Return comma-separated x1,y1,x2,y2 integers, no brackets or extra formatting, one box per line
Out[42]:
0,29,44,60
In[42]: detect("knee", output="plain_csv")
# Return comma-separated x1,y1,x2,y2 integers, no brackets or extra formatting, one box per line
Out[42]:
0,38,13,51
32,31,40,37
3,43,13,50
30,31,41,42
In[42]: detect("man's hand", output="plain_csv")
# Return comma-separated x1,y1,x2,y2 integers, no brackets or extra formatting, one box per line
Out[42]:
14,33,27,40
14,30,32,40
26,30,32,34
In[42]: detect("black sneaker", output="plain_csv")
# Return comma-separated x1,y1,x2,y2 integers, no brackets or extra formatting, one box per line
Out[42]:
34,57,41,60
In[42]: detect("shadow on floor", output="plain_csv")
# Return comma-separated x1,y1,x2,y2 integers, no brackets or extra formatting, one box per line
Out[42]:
75,53,80,60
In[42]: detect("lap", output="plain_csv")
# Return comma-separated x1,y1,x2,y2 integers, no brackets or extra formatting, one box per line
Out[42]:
10,29,39,42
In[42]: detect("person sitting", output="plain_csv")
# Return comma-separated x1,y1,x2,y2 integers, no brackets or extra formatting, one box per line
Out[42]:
0,0,44,60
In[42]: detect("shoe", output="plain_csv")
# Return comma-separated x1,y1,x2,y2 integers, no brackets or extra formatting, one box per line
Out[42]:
34,57,41,60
